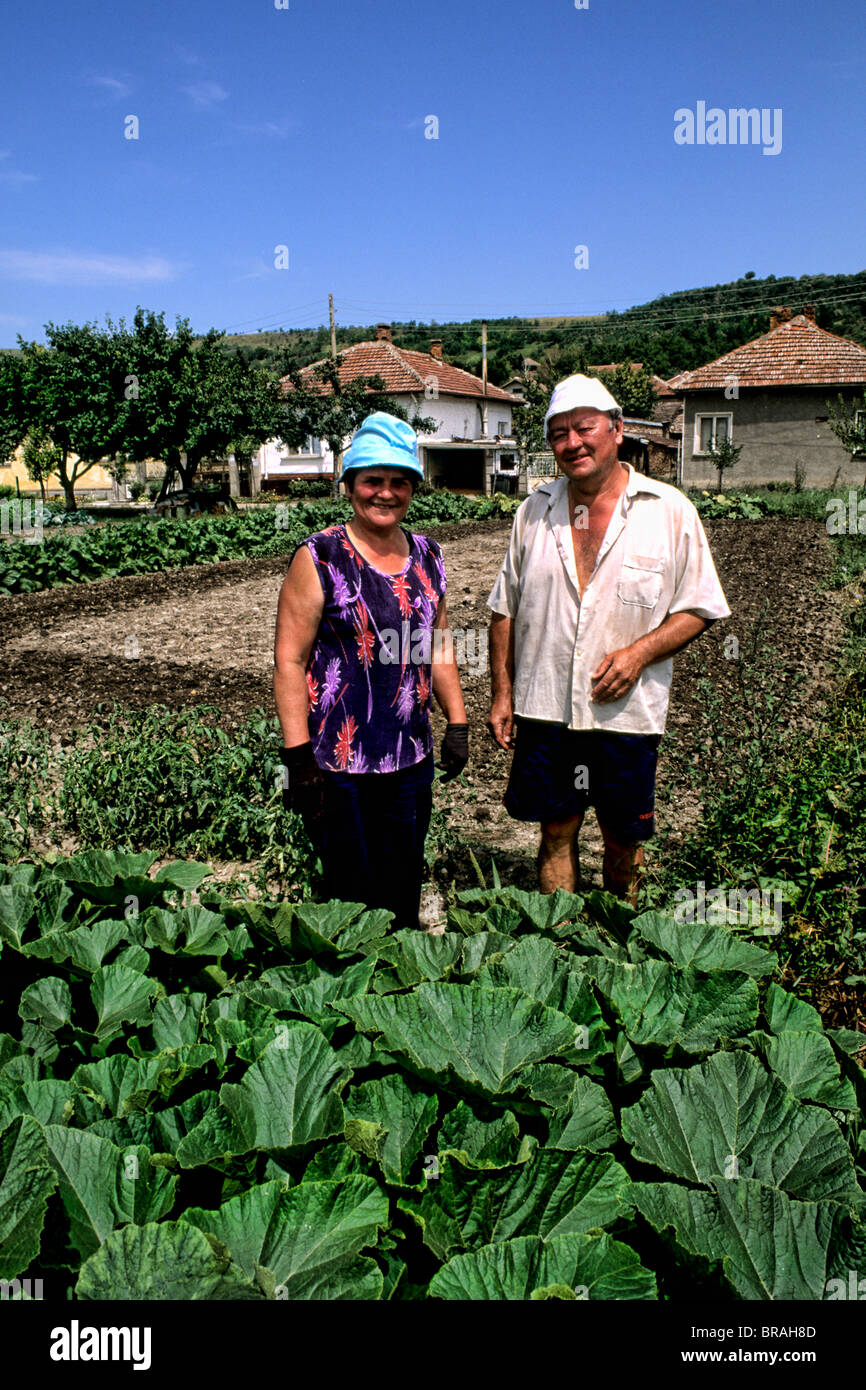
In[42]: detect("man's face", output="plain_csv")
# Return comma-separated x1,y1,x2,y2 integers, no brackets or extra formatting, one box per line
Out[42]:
548,408,623,489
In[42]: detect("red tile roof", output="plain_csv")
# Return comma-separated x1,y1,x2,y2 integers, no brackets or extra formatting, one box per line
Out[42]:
286,340,518,403
669,315,866,391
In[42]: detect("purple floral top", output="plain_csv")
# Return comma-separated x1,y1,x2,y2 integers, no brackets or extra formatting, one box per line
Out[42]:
303,523,447,774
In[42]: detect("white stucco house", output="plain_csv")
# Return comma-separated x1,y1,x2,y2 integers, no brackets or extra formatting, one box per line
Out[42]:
254,324,522,495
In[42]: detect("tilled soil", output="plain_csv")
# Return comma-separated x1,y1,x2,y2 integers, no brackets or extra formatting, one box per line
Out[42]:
0,515,845,891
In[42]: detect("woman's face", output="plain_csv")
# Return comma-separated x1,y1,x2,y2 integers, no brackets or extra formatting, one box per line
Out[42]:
347,467,414,530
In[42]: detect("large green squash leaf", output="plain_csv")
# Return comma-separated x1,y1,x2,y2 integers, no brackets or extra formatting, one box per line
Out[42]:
0,1115,57,1280
429,1231,656,1300
402,1148,632,1261
151,992,208,1050
142,906,229,956
438,1102,529,1169
633,1178,835,1300
18,976,72,1031
372,929,464,990
587,957,759,1052
343,1074,438,1184
289,901,392,955
334,983,577,1095
215,1024,348,1154
0,883,37,950
543,1074,619,1152
621,1050,857,1203
89,964,159,1041
0,1079,76,1131
40,1126,178,1261
183,1175,388,1298
75,1221,263,1299
631,911,777,977
757,1030,858,1111
89,1090,220,1155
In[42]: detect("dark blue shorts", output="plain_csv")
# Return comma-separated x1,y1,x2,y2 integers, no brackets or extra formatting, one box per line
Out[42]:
503,719,660,842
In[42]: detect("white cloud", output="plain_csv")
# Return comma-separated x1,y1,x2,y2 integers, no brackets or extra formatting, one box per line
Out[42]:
172,45,204,67
87,74,132,99
233,118,293,139
0,250,182,285
182,81,229,108
0,169,38,185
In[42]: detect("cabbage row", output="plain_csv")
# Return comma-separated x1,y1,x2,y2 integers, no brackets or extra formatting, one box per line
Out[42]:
0,492,517,595
0,851,863,1301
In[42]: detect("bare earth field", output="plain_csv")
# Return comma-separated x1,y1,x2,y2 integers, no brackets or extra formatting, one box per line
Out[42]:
0,515,845,896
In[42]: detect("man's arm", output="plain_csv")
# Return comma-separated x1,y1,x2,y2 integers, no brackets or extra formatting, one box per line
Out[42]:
591,612,707,704
488,611,516,748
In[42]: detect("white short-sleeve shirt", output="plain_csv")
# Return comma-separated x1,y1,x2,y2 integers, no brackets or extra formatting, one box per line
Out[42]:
486,466,731,735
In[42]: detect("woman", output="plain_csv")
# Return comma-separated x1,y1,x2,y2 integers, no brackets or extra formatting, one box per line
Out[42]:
273,411,469,930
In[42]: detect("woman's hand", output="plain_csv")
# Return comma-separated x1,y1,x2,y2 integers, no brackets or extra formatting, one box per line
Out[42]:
439,723,469,781
280,743,326,825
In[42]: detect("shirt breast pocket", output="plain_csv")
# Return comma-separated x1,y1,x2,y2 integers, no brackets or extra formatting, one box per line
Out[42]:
617,554,665,609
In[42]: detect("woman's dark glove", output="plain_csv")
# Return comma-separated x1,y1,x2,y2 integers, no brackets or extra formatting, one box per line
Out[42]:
439,723,469,782
279,743,326,824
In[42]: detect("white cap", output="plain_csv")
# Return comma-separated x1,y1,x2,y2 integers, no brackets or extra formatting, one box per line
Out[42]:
543,373,621,436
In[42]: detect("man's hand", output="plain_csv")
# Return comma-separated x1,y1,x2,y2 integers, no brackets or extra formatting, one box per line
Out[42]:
487,692,515,749
590,645,646,703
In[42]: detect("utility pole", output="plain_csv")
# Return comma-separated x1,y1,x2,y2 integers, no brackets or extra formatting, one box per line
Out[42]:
481,321,489,438
329,294,341,498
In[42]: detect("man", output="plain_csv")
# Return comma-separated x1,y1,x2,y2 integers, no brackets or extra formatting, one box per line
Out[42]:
486,373,730,904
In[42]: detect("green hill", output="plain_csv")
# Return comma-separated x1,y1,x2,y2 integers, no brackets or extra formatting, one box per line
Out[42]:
224,269,866,386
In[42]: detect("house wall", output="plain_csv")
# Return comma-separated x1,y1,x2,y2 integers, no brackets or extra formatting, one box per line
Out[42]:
0,444,120,497
681,387,864,488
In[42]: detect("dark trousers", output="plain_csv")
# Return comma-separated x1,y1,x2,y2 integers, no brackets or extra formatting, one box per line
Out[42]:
317,754,434,931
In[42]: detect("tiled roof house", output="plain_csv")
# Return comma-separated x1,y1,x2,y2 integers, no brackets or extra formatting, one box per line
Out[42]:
256,324,521,494
670,306,866,487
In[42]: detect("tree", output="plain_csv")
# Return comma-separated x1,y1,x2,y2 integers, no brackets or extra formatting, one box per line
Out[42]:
511,376,549,457
279,356,435,498
115,310,288,501
0,353,26,465
595,363,659,419
827,391,866,471
22,433,62,503
706,433,743,492
16,321,128,511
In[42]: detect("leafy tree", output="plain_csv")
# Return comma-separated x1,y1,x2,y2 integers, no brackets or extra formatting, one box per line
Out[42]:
706,433,743,493
22,433,62,503
16,321,127,511
826,391,866,466
511,376,548,457
114,310,287,501
0,353,26,464
596,363,659,419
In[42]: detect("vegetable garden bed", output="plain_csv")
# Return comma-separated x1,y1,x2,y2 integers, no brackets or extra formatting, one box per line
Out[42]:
1,851,863,1301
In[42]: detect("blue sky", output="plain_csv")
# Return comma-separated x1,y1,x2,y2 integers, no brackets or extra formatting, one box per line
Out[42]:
2,0,864,348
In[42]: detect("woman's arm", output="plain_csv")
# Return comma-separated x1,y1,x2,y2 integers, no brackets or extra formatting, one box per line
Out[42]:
273,545,326,747
431,598,467,723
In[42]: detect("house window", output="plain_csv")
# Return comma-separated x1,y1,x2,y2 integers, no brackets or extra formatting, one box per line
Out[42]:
695,413,732,455
281,436,322,457
855,410,866,457
497,419,509,436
